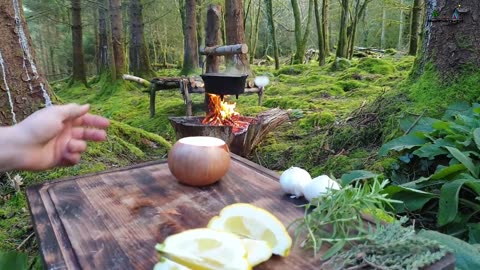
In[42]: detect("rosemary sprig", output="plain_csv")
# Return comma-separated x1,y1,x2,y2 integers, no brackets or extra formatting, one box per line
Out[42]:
293,178,401,260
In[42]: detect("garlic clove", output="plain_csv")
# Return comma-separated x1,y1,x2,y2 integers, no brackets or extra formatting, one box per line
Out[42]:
279,167,312,197
303,175,341,202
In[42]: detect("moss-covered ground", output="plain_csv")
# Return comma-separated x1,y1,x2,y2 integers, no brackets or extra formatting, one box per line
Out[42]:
3,53,480,266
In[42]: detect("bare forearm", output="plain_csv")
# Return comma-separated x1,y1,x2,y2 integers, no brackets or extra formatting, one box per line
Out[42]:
0,126,26,171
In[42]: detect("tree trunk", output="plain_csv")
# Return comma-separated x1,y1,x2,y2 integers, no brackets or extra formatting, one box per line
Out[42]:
97,0,110,74
336,0,349,58
417,0,480,77
264,0,279,69
398,0,404,50
249,0,261,65
322,0,330,55
291,0,314,64
380,1,387,48
182,0,199,75
225,0,251,75
197,0,205,67
314,0,325,65
408,0,423,56
205,4,222,73
348,0,373,59
0,0,53,126
109,0,126,79
129,0,152,77
71,0,87,85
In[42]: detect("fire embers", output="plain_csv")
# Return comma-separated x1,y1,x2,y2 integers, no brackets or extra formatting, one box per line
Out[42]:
202,94,251,134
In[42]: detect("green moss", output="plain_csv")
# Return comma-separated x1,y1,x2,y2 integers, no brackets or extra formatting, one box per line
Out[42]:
275,64,309,76
335,80,366,91
357,58,396,75
331,58,352,71
299,111,336,132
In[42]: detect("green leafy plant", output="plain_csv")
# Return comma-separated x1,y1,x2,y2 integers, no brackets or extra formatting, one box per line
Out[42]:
380,102,480,243
293,178,400,260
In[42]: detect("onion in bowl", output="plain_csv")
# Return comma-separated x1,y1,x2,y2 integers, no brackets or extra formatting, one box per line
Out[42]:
168,136,231,186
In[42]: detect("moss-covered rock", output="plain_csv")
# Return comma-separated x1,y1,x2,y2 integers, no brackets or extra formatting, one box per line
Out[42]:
357,58,396,75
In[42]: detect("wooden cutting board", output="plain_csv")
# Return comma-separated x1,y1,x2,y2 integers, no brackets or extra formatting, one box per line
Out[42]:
27,154,326,270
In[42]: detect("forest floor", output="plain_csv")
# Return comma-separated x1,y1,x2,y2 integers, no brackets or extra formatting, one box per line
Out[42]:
2,52,479,267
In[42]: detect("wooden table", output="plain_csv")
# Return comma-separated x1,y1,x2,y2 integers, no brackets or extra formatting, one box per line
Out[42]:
27,154,324,270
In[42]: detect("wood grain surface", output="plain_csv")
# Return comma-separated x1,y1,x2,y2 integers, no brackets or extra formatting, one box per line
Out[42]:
27,155,325,270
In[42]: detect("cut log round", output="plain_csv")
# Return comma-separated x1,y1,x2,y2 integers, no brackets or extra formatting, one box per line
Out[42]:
168,108,289,157
200,44,248,56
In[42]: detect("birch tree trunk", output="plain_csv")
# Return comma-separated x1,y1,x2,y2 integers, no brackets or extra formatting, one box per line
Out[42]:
182,0,199,75
129,0,152,77
408,0,423,56
0,0,53,126
398,0,404,50
71,0,87,85
225,0,251,75
109,0,126,79
380,1,387,48
264,0,279,69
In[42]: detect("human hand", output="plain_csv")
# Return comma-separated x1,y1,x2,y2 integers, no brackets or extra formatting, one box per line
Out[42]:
12,103,110,170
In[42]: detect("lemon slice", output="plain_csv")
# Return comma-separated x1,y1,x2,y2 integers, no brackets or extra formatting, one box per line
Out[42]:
241,239,272,266
153,258,191,270
155,228,251,270
207,203,292,256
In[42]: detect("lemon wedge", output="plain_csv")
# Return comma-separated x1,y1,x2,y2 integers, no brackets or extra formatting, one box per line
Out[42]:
207,203,292,256
241,239,272,266
153,258,191,270
155,228,251,270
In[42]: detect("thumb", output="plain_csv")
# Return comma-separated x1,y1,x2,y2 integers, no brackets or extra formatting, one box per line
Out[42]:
57,104,90,120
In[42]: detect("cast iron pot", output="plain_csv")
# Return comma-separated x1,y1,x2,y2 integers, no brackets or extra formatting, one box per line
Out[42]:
201,73,248,96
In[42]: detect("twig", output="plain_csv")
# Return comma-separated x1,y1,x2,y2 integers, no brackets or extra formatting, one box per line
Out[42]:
363,257,390,270
403,110,425,135
17,232,34,250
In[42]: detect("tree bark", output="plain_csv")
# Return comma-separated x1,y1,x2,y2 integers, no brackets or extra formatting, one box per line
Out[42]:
291,0,314,64
322,0,330,55
417,0,480,77
0,0,53,125
347,0,373,59
336,0,349,58
109,0,126,79
264,0,279,69
398,0,404,50
225,0,251,75
197,0,205,67
205,4,222,73
71,0,87,85
314,0,325,66
380,1,387,48
181,0,199,75
129,0,152,77
97,0,110,74
408,0,423,55
249,0,261,65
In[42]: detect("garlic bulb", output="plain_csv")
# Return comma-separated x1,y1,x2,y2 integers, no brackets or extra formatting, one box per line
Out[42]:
279,167,311,197
303,175,341,202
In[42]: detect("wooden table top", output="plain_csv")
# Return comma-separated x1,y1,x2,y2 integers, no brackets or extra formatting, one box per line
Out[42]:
27,154,324,270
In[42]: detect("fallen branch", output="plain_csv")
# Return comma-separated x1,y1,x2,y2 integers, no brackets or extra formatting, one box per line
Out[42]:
122,74,151,87
17,232,34,250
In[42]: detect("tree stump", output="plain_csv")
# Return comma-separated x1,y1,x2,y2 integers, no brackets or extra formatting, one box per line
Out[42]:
169,108,289,157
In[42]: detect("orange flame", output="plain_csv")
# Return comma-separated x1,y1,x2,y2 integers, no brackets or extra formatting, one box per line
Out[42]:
202,94,250,133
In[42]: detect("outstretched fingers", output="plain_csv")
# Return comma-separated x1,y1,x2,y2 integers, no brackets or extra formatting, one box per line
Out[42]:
72,127,108,142
73,113,110,128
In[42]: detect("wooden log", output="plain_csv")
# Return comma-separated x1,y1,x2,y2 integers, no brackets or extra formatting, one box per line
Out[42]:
149,84,156,118
168,108,289,157
205,5,222,73
122,74,151,87
180,79,193,116
200,44,248,56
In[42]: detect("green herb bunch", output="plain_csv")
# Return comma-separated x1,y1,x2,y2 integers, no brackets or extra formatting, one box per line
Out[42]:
324,219,450,270
293,178,400,260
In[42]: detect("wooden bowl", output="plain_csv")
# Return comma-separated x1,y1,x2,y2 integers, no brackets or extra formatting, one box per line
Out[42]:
167,136,231,186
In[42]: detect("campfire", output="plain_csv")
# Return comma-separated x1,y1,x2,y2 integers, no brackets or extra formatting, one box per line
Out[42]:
202,94,251,134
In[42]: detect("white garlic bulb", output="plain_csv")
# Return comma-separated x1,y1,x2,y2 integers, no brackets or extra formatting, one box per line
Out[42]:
303,175,341,202
279,167,312,197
